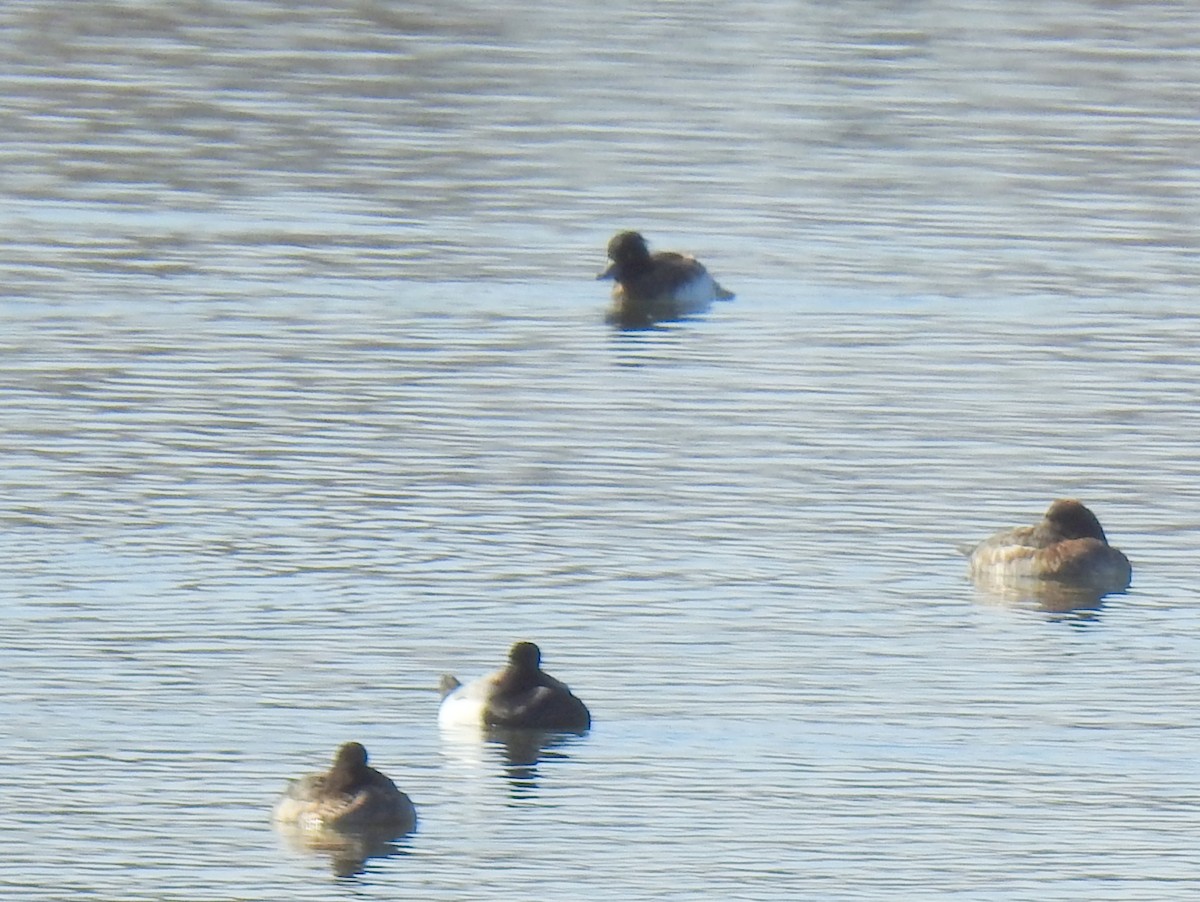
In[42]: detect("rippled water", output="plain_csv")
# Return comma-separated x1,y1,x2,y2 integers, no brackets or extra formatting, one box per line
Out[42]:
2,1,1200,899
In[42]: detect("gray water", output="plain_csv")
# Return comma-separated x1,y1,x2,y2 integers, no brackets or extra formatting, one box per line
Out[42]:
2,1,1200,899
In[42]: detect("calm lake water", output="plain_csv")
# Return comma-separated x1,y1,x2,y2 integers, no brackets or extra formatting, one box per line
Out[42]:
2,1,1200,899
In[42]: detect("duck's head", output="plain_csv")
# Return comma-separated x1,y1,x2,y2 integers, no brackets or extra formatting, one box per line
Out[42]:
1043,499,1108,543
598,231,650,280
327,742,370,793
508,641,543,673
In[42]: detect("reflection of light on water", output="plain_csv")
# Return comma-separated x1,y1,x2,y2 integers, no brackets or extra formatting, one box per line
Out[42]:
438,723,492,772
274,820,413,879
437,723,505,817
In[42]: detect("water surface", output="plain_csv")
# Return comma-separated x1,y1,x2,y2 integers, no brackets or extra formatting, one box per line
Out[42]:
2,1,1199,899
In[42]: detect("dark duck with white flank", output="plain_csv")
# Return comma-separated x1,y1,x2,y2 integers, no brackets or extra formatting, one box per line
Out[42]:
598,230,734,328
439,641,591,731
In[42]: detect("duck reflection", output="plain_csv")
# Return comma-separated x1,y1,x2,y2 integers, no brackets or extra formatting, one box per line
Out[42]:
440,722,588,798
274,821,412,878
969,571,1116,621
490,726,588,798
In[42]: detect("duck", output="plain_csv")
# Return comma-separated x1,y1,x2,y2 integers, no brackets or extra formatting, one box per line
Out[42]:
966,499,1132,591
598,230,734,328
272,742,416,834
438,641,591,731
